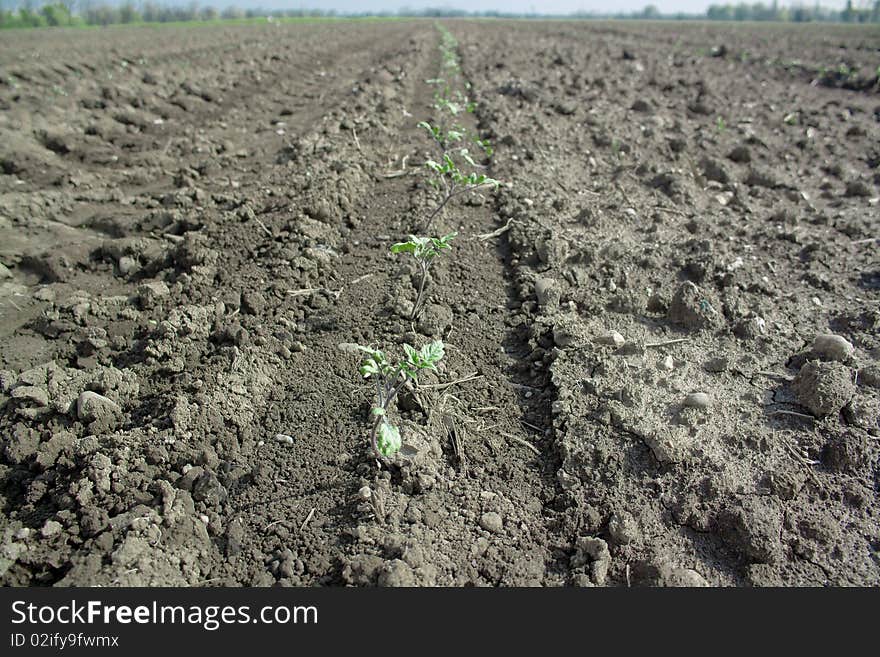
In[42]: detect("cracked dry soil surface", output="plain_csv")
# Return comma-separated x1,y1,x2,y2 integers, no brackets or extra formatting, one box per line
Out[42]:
0,19,878,586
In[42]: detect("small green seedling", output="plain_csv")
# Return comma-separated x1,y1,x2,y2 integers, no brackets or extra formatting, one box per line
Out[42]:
353,340,445,460
391,233,456,320
414,25,501,231
420,149,499,230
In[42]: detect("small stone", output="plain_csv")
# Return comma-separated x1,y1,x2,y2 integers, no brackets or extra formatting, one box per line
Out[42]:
40,520,63,538
479,511,504,534
76,390,120,423
704,356,729,373
792,361,856,417
811,334,855,363
275,434,294,445
534,277,560,309
595,331,625,348
659,355,674,371
137,280,170,308
118,256,139,276
357,486,372,500
0,262,11,279
684,392,711,409
11,385,49,407
15,528,31,540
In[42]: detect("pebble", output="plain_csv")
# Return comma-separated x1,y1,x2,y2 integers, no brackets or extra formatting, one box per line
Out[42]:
137,280,170,308
41,520,63,538
118,256,139,276
811,334,854,363
704,356,729,373
658,355,674,371
684,392,711,409
534,277,559,308
479,511,504,534
275,434,294,445
595,331,625,348
357,486,372,500
76,391,120,423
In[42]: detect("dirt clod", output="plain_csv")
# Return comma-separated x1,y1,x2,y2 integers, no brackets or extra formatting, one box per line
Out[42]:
76,391,121,423
479,511,504,534
792,361,856,417
811,334,855,363
668,282,723,330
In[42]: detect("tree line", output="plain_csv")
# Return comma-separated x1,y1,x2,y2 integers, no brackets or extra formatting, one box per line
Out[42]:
1,1,879,29
706,1,880,23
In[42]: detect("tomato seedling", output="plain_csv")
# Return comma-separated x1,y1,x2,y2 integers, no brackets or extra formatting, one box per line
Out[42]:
352,340,446,460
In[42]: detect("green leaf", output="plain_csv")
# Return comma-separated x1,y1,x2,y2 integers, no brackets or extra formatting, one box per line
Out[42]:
459,148,477,167
390,241,417,254
402,343,418,362
419,340,445,367
425,159,445,174
371,407,386,417
430,232,457,251
377,422,402,457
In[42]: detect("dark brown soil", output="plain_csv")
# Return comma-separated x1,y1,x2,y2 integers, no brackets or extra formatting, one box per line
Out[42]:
1,19,878,587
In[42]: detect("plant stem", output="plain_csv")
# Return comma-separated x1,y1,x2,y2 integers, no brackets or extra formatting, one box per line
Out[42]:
368,369,409,463
411,261,430,321
423,185,454,231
